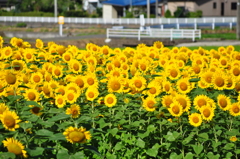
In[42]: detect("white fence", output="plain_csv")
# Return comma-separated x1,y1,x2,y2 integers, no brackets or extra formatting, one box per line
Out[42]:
106,28,201,41
0,16,236,25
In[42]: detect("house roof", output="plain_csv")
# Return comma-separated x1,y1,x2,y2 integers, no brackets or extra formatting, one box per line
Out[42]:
102,0,161,7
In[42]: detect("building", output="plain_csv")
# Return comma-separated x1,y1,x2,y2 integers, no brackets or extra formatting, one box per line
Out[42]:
166,0,237,17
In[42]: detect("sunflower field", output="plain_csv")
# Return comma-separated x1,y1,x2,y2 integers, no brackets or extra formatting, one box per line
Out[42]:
0,36,240,159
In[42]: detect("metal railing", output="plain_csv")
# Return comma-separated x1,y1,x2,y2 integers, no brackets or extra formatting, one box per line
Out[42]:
106,28,201,41
0,16,236,25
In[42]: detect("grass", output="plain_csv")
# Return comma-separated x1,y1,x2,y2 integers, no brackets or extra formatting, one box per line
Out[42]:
201,33,237,40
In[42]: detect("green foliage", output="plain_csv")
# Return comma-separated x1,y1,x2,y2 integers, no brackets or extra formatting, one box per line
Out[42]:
186,10,202,18
16,22,27,28
164,9,172,18
174,7,184,17
124,10,134,18
0,11,54,17
63,10,88,17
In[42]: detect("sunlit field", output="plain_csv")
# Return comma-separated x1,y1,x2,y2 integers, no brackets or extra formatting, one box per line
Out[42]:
0,36,240,158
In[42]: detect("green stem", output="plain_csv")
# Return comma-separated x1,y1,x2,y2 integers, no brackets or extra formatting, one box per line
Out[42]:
91,101,95,128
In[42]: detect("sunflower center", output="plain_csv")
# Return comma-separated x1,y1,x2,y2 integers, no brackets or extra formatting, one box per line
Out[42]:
57,98,64,104
114,61,121,68
135,80,142,88
33,75,40,83
140,64,146,71
149,87,156,94
4,115,15,127
72,110,78,116
206,76,212,83
87,78,94,85
233,106,240,113
203,109,211,117
192,116,199,123
103,49,108,55
26,53,32,59
6,73,17,85
69,131,85,143
197,99,206,107
180,82,188,91
67,93,74,101
7,143,22,155
13,64,21,71
215,77,224,87
64,55,71,61
32,107,40,114
76,79,84,88
219,99,227,108
147,101,155,108
193,66,200,74
73,63,79,71
164,84,170,91
221,60,227,65
54,69,61,76
113,71,120,77
107,97,114,104
177,98,187,109
172,105,180,114
112,82,120,91
170,69,178,77
233,68,240,76
88,92,94,98
28,92,36,101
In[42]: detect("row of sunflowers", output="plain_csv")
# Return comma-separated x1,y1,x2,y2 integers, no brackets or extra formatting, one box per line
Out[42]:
0,36,240,158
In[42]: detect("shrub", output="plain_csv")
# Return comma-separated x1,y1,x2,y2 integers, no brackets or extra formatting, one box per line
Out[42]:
16,22,27,28
64,10,88,17
164,9,172,18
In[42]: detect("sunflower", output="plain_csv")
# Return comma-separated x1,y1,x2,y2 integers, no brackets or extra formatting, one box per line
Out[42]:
217,94,231,111
30,72,43,85
142,96,157,112
5,71,17,85
107,76,124,93
0,103,9,115
52,65,64,79
174,93,191,112
85,86,99,101
145,80,162,97
230,65,240,77
193,95,211,111
41,82,53,98
0,110,21,131
230,136,238,142
200,105,214,121
11,60,26,72
66,104,81,118
104,94,117,107
86,55,97,66
229,102,240,116
162,80,173,94
24,88,40,102
161,95,174,108
84,72,99,88
66,82,81,95
200,70,213,87
69,59,82,74
29,105,43,116
62,52,73,63
225,74,236,90
168,101,183,117
65,90,78,104
212,72,227,90
10,37,24,48
188,113,202,127
55,94,66,108
166,65,181,80
55,85,66,96
0,36,3,48
35,38,44,49
130,75,146,92
101,45,111,56
153,41,164,49
63,126,91,144
73,75,85,90
2,138,27,158
2,46,13,59
176,78,192,94
23,49,35,62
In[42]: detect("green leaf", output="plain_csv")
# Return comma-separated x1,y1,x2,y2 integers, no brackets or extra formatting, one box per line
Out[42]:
70,152,85,159
57,149,69,159
182,132,194,145
25,101,41,107
147,125,156,132
38,120,55,128
47,113,70,122
165,131,180,142
48,108,64,114
82,145,102,157
226,152,233,158
226,129,239,136
170,152,181,159
7,95,22,101
27,115,39,122
114,142,123,151
192,144,203,155
0,152,15,159
207,152,220,159
136,138,145,148
98,118,109,128
185,152,194,159
146,143,160,157
36,129,54,137
189,78,200,82
109,128,118,136
235,149,240,154
19,122,32,130
198,133,209,140
49,133,66,141
27,147,44,157
223,143,235,150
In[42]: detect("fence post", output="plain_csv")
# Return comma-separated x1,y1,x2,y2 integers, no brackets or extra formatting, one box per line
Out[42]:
212,23,215,30
230,22,232,30
170,29,173,41
138,30,141,41
106,29,109,39
192,30,195,41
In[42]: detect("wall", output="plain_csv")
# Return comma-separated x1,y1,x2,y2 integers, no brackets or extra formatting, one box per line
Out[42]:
103,4,117,19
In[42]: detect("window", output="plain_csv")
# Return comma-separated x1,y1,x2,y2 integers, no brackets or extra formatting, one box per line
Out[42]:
231,2,237,10
213,2,216,9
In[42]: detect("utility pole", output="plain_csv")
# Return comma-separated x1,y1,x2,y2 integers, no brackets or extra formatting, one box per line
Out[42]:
147,0,150,18
237,0,240,39
155,0,158,18
54,0,57,17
